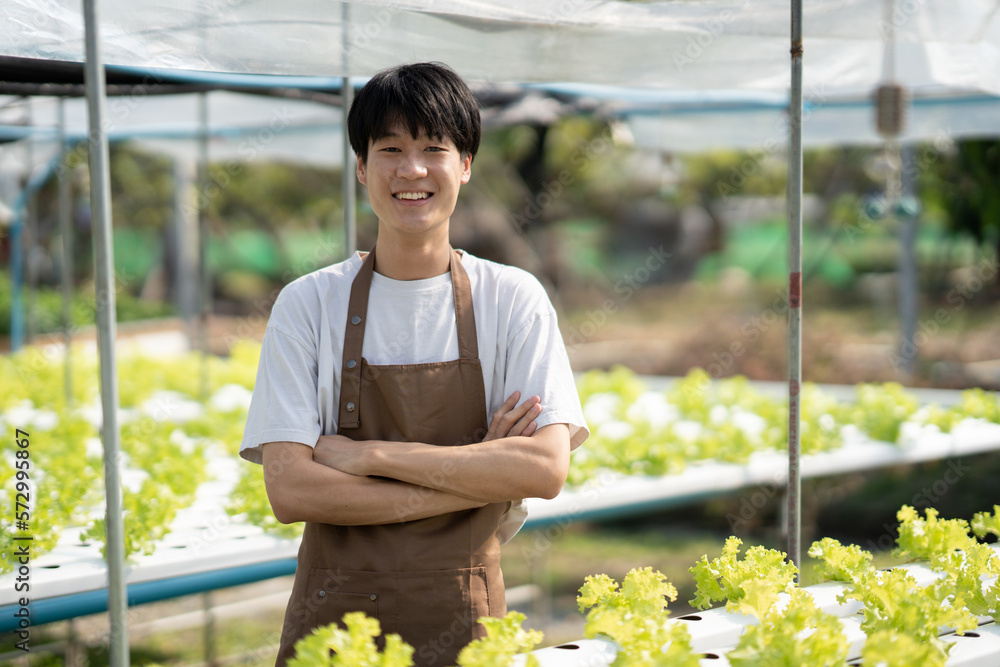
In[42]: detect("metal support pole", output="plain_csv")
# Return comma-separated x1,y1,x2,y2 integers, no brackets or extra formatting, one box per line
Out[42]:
786,0,804,574
342,79,356,256
59,99,75,405
203,592,218,667
66,618,84,667
342,2,356,256
898,144,918,376
82,0,130,665
172,158,199,335
9,202,25,353
197,93,211,398
25,105,37,345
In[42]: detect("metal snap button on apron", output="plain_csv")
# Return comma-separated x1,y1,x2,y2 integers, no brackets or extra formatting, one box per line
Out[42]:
346,402,356,412
351,315,361,325
346,359,357,369
369,594,377,601
318,590,326,597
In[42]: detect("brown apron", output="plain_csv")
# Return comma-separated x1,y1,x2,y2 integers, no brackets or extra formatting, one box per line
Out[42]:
275,247,507,667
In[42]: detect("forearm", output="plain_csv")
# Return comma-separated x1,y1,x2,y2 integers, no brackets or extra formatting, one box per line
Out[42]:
316,424,570,503
262,442,485,525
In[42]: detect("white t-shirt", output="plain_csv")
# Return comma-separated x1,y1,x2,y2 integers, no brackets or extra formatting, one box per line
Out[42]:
240,250,589,542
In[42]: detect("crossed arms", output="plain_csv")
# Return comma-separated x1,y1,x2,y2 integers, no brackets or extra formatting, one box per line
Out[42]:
261,392,570,526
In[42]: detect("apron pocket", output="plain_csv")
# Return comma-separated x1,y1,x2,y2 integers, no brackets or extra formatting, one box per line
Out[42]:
398,566,492,667
298,568,381,634
292,566,494,666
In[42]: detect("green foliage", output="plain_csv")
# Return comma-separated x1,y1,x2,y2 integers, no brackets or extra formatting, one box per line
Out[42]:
893,505,974,561
954,388,1000,424
577,567,698,667
845,383,919,443
727,588,848,667
577,365,648,407
456,611,543,667
689,537,797,616
0,412,102,573
931,543,1000,621
287,612,414,667
570,367,981,487
680,150,786,204
923,139,1000,252
0,345,260,570
971,505,1000,539
807,537,873,584
0,273,174,337
860,629,950,667
81,417,209,559
841,568,977,667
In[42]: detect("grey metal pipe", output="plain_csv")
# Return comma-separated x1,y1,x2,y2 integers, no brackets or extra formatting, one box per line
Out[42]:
198,92,210,398
342,2,356,256
898,143,918,376
786,0,804,573
58,98,74,405
81,1,130,665
25,101,37,345
342,77,356,256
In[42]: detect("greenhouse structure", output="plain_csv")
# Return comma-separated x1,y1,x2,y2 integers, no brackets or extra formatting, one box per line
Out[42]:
2,0,1000,665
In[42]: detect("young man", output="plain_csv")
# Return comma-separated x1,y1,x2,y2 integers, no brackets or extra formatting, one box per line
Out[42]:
240,62,588,667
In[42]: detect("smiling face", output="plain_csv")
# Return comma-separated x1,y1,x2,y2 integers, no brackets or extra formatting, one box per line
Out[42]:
357,125,472,243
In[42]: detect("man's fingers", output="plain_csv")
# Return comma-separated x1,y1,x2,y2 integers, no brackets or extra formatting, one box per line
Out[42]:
509,401,541,436
485,393,542,441
488,391,520,428
501,396,539,432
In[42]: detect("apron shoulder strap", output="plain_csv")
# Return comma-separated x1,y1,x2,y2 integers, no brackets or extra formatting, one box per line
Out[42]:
450,249,480,362
338,249,375,429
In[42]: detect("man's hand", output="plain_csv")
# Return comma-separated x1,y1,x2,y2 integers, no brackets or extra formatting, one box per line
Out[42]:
484,391,542,441
314,434,370,476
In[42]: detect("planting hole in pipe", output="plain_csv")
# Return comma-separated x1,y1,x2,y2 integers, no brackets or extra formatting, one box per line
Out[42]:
554,644,580,650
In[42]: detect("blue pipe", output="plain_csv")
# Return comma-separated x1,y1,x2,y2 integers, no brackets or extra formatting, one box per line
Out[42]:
0,121,338,144
0,558,296,631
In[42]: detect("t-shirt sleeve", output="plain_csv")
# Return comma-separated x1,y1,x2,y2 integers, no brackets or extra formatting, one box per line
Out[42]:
503,291,589,451
495,278,588,543
239,293,324,465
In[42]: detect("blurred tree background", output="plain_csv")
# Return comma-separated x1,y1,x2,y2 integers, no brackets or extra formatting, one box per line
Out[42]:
4,115,998,386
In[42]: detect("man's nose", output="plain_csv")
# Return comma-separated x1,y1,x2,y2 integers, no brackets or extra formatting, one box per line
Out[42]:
396,151,428,178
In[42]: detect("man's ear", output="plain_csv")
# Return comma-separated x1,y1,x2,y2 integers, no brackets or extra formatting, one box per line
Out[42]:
356,154,367,186
460,153,472,184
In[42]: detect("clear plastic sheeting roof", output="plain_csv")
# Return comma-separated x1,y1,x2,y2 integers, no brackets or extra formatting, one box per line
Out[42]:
3,0,1000,95
0,92,344,171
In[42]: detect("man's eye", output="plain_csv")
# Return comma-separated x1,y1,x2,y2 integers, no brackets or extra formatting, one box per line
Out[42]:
426,146,445,152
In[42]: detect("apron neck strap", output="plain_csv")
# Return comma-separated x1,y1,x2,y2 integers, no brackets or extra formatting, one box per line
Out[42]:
449,248,479,361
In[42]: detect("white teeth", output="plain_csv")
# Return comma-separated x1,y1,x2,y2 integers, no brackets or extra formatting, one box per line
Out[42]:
394,192,430,200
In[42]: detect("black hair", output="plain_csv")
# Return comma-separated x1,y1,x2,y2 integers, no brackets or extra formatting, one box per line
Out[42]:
348,62,481,164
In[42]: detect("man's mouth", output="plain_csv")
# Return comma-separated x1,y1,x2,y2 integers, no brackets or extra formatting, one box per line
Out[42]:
394,192,432,200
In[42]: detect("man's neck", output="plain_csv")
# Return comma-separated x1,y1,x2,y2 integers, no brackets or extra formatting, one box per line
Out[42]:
372,226,452,280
